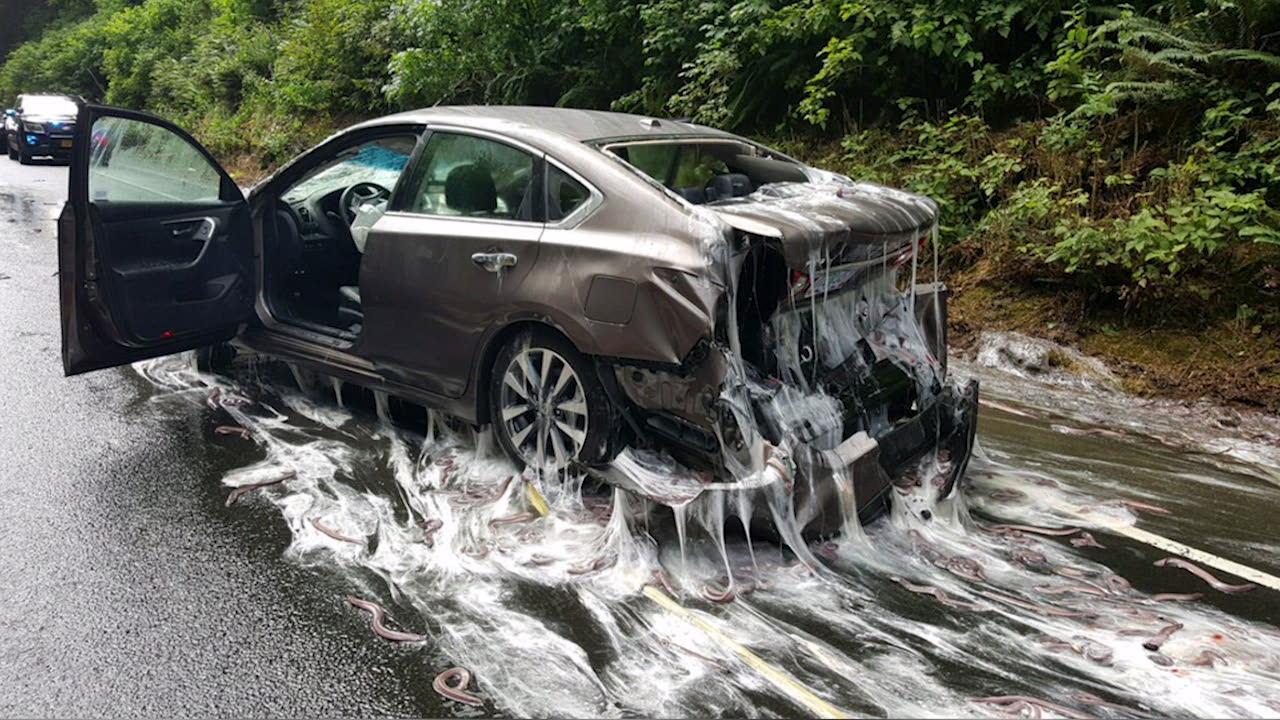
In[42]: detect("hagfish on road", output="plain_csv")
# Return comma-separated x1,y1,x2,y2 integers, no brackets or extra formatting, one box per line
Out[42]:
346,596,427,643
1154,557,1258,594
433,667,483,706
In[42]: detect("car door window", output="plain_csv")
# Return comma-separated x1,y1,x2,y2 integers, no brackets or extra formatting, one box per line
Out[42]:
88,116,224,203
403,132,537,221
546,165,591,222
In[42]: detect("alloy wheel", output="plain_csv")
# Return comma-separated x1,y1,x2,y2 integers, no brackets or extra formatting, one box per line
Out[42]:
498,347,590,471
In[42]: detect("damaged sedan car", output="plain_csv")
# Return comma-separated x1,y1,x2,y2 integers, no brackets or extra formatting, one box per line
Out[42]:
59,104,978,534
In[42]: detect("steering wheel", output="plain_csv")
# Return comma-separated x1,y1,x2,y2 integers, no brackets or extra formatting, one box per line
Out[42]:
340,182,391,224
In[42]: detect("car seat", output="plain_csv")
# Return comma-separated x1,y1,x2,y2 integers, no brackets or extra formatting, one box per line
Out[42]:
445,164,497,216
704,173,753,202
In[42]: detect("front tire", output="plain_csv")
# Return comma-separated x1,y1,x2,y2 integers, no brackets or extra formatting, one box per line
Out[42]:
18,147,31,165
489,329,616,472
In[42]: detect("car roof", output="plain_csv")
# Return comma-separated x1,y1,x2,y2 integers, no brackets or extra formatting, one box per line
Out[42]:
365,105,737,145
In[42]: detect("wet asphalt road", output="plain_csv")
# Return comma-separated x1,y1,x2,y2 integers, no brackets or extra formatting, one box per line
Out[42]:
0,162,441,716
4,158,1280,718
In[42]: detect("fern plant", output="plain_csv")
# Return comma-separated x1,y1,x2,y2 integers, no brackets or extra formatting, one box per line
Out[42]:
1072,5,1280,114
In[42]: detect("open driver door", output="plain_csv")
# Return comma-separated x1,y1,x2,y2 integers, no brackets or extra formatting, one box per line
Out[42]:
59,104,254,376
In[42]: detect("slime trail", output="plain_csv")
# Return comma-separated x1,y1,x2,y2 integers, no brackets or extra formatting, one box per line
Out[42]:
131,354,1280,718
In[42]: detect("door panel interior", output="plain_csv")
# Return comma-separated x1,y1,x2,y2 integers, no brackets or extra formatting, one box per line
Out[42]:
91,201,252,345
60,103,253,376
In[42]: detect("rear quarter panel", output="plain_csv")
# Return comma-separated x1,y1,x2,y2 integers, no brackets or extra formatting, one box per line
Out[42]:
526,163,728,366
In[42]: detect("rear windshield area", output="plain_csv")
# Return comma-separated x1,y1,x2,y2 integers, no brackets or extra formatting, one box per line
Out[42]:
605,140,809,204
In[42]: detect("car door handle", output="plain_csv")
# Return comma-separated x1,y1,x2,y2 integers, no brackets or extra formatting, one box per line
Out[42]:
163,217,216,243
471,252,517,273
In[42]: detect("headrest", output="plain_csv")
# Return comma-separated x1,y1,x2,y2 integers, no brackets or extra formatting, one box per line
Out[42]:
705,173,752,202
445,164,497,214
678,187,706,204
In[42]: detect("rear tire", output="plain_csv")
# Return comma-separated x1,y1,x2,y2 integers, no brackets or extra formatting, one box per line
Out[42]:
489,328,617,472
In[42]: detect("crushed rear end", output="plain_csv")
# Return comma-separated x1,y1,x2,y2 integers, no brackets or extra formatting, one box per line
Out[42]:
598,180,979,536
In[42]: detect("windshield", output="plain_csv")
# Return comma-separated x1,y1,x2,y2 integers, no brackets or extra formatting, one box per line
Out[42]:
604,139,809,205
283,137,417,203
23,96,77,116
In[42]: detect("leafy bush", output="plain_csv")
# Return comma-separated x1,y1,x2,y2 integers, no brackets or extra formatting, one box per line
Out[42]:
1,0,1275,312
1035,186,1277,291
272,0,396,114
97,0,214,108
0,10,115,103
386,0,643,110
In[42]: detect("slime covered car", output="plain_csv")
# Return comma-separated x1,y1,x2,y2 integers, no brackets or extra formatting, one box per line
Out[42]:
58,104,978,535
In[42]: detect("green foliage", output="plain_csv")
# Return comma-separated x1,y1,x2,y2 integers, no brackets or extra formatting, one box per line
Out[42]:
631,0,1079,129
386,0,644,110
1044,2,1280,124
149,16,278,118
272,0,396,113
0,10,116,103
1035,186,1277,292
1,0,1276,311
98,0,213,108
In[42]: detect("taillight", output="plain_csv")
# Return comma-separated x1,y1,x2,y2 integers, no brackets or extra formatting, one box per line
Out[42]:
787,271,810,300
892,234,930,268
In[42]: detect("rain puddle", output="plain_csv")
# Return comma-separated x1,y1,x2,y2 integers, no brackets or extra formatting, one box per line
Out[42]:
131,341,1280,719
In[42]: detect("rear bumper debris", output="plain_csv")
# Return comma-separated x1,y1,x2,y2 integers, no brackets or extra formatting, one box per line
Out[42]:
585,379,979,535
789,379,979,533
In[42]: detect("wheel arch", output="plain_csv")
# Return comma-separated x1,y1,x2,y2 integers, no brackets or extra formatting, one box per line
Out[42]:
473,319,579,425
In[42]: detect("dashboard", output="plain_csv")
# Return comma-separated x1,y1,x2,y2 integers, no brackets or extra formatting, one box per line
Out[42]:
286,186,349,249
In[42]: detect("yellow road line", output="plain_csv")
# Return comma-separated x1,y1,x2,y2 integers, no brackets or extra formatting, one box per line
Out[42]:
538,478,844,715
642,586,849,719
1052,501,1280,592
